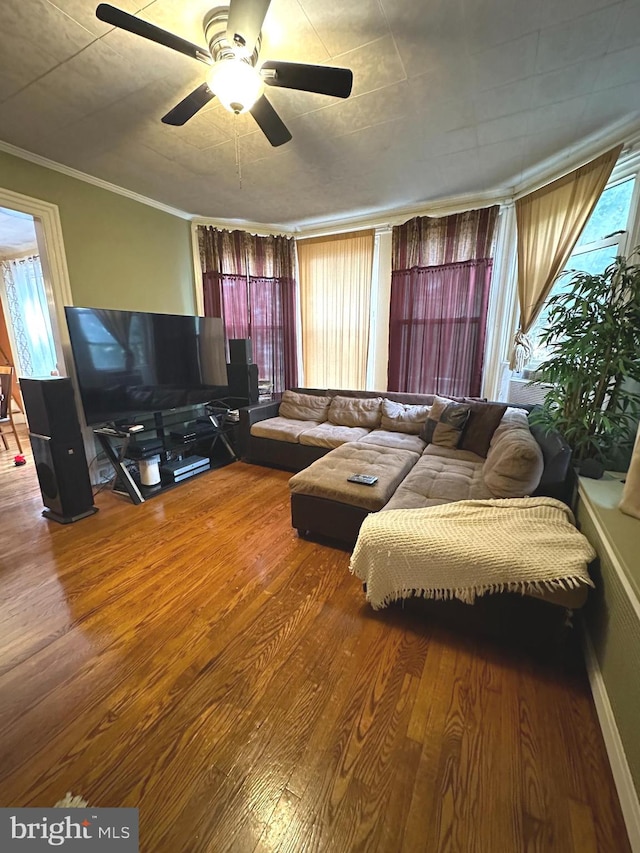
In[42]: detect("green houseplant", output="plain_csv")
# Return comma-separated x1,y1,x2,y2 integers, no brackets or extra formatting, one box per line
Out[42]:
530,251,640,465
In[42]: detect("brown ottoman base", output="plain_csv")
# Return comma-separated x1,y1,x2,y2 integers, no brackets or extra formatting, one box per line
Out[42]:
291,493,371,547
288,442,420,546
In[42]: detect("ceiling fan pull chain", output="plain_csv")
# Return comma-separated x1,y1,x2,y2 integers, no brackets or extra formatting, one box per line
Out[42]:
234,118,243,190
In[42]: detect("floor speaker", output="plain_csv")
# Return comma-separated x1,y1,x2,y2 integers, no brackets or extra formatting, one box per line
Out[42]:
229,338,253,364
226,363,259,404
20,377,83,440
30,435,98,523
21,378,98,523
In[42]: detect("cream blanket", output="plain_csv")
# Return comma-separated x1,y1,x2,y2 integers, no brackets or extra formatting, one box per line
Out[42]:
349,497,596,609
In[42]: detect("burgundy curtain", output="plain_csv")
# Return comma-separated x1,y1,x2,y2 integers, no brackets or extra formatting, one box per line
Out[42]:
199,228,245,319
388,207,498,396
388,259,493,396
220,275,249,339
247,234,298,392
198,226,298,393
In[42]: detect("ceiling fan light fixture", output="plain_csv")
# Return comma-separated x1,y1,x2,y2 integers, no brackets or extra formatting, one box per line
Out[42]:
207,59,264,114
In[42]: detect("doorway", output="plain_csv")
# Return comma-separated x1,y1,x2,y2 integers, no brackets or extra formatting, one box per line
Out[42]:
0,187,73,474
0,208,60,384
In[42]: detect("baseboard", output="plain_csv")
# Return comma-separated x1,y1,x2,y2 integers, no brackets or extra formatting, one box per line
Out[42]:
583,628,640,852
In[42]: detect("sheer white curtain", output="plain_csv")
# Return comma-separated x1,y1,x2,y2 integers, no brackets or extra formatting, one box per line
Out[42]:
297,230,374,389
1,255,58,377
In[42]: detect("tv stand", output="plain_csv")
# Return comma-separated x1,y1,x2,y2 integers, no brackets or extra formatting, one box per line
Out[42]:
94,426,145,504
94,404,239,505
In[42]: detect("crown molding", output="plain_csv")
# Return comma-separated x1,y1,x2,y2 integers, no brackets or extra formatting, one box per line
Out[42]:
193,189,508,240
511,115,640,200
190,217,296,237
283,190,509,238
0,140,193,221
3,115,639,238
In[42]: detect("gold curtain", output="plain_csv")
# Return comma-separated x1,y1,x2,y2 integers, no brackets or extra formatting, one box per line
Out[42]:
511,144,622,369
297,230,375,389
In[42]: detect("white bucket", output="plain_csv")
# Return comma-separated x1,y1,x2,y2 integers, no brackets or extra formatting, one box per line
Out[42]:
139,454,161,486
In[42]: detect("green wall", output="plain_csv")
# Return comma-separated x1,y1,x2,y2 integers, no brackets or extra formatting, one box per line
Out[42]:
0,149,195,314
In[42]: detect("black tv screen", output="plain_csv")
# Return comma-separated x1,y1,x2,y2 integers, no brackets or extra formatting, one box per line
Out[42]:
65,306,229,425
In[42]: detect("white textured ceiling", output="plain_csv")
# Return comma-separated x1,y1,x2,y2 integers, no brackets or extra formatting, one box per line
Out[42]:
0,0,639,229
0,208,37,256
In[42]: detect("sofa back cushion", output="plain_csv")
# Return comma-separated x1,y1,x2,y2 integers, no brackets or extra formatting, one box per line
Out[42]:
279,390,331,422
380,399,431,434
489,406,530,443
483,420,544,497
458,400,508,457
420,396,471,449
328,395,383,428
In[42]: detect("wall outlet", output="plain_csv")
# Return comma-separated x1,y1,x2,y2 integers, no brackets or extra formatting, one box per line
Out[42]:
97,466,112,483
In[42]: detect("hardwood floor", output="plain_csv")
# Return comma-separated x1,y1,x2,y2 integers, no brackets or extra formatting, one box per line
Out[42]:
0,427,631,852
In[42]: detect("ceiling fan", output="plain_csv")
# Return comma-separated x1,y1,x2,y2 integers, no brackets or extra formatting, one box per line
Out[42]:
96,1,354,147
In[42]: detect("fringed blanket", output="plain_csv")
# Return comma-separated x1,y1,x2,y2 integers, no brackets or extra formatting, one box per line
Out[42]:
349,497,596,609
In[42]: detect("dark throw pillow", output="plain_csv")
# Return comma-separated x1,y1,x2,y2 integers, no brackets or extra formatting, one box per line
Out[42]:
420,398,471,449
459,401,508,457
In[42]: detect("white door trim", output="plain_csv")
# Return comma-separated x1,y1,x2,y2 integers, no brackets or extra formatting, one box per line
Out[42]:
0,187,74,375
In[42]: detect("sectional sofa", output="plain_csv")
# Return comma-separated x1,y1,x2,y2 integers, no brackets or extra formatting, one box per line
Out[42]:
238,388,587,612
239,387,572,503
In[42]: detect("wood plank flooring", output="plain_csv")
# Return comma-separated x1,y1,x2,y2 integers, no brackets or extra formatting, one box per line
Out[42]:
0,427,631,852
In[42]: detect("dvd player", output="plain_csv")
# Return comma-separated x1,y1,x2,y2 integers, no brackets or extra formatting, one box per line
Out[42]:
160,455,210,479
172,461,210,483
126,438,164,458
170,421,216,442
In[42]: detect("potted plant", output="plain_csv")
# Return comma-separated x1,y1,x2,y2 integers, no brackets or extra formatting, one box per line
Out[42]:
530,251,640,468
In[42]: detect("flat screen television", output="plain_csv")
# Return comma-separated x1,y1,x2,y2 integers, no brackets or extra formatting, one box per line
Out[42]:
65,306,229,426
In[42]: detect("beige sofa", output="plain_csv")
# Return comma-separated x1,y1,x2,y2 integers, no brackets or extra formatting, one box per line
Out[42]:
241,389,584,612
241,389,570,513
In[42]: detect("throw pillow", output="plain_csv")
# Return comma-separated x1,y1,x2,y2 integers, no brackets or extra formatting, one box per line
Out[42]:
420,396,471,448
484,427,544,497
459,401,508,457
279,390,331,422
380,399,431,434
328,395,383,428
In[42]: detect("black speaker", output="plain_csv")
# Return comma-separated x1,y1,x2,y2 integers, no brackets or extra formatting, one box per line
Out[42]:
229,338,253,364
226,363,259,404
20,377,83,440
21,378,98,524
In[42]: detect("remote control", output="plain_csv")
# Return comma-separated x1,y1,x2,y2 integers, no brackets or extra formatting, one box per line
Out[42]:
347,473,378,485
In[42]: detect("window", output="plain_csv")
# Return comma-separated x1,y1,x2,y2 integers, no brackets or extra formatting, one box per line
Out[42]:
297,230,375,389
527,176,636,366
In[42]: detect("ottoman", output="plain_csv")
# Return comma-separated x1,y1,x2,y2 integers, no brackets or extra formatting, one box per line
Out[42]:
289,441,420,545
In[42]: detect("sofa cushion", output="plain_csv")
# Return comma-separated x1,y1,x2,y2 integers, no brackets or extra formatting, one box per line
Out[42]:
279,390,331,422
459,400,508,457
484,423,544,498
420,396,470,449
360,429,427,454
299,422,371,449
380,399,431,434
251,416,323,443
490,406,530,444
422,444,486,464
328,395,383,428
383,451,492,511
289,441,420,512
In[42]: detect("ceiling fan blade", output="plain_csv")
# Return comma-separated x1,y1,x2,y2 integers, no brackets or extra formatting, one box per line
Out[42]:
161,83,215,126
261,61,353,98
250,95,292,147
226,0,272,53
96,4,212,65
